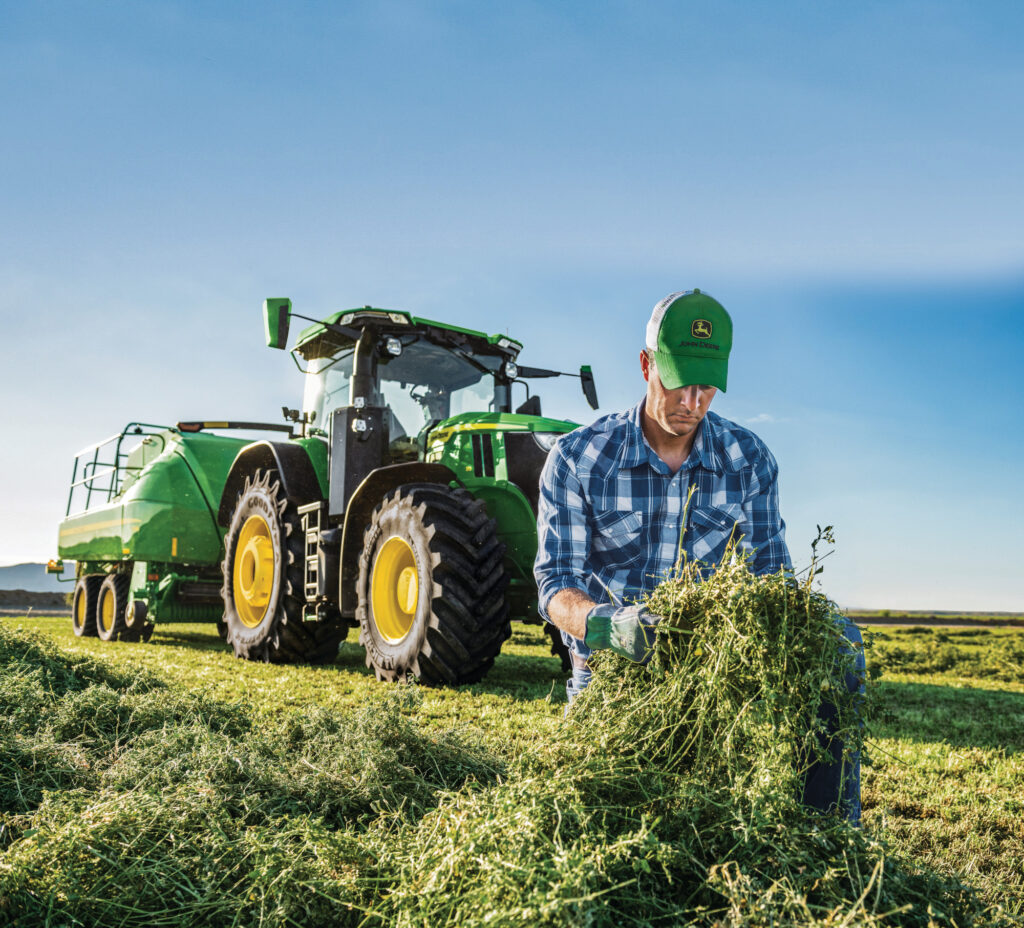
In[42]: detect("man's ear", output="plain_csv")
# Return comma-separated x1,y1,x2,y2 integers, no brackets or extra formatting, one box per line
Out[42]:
640,349,651,383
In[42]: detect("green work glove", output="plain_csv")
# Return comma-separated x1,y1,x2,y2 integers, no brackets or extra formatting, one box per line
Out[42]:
584,603,661,663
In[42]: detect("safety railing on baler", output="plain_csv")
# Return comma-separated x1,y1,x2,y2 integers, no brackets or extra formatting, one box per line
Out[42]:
65,423,169,516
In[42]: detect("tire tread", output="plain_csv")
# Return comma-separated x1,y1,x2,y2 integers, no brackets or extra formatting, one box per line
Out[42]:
357,483,511,685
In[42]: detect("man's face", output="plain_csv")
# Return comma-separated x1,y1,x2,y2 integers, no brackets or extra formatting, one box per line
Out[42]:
640,350,717,440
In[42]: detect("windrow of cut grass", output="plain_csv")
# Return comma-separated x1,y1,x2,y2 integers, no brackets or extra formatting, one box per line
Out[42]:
0,627,499,926
0,554,1013,927
847,609,1024,627
866,627,1024,681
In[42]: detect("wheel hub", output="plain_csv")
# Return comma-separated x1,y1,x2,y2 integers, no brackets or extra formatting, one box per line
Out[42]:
100,588,114,632
233,514,276,628
371,536,419,644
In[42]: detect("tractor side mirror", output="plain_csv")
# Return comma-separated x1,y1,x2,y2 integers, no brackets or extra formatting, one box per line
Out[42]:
45,559,65,574
263,298,292,349
580,365,598,409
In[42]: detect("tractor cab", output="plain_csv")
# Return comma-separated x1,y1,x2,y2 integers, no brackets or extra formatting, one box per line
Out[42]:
291,308,521,466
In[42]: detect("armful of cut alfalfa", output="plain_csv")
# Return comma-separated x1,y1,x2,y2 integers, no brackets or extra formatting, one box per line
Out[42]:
370,535,985,928
570,536,868,806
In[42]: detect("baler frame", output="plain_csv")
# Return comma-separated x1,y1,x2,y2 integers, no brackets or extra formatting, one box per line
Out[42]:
65,423,169,516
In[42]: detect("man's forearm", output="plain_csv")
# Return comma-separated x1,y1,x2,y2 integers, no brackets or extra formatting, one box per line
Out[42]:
546,588,597,640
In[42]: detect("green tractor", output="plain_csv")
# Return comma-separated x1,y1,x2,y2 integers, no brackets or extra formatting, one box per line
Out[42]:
53,301,597,684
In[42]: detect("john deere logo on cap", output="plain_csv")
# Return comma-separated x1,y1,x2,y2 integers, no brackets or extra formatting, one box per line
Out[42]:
691,319,713,339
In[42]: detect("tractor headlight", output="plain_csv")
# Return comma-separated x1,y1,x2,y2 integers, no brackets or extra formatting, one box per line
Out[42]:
385,336,403,357
531,432,560,452
503,360,518,380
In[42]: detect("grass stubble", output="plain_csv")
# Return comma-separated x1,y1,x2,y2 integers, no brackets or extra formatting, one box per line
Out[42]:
0,547,1018,927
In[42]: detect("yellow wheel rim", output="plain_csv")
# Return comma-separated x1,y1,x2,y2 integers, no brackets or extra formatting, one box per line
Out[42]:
100,587,115,633
371,536,419,644
233,514,276,628
75,588,87,629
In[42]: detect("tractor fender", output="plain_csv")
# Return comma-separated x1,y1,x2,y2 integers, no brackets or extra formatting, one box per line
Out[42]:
338,462,458,615
217,441,323,526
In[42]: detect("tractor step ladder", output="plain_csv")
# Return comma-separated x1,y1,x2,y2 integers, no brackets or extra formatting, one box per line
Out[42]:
299,501,321,618
298,501,336,622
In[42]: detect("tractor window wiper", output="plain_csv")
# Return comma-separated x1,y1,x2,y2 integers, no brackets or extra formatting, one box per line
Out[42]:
290,344,355,375
435,334,500,378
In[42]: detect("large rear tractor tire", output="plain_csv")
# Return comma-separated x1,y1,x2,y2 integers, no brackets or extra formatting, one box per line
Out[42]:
71,575,102,638
356,483,511,685
221,469,346,664
96,573,131,642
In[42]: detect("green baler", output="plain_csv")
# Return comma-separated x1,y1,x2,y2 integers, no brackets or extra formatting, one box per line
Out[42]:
55,302,598,683
57,422,293,641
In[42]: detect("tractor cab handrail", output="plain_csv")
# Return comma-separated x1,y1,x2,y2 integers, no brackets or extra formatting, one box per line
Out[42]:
65,422,170,516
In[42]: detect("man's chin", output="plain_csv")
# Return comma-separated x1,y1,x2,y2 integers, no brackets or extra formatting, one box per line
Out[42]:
666,418,699,436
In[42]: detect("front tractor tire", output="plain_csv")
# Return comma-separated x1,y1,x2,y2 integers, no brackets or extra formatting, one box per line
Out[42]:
221,470,346,664
357,483,512,685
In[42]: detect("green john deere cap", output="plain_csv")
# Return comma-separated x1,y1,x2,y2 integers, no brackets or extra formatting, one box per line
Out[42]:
645,289,733,392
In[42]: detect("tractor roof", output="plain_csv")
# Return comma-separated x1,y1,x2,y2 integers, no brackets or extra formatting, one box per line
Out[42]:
293,307,523,356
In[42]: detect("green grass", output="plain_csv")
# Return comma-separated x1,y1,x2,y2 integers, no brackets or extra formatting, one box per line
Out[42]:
1,612,1021,926
0,617,567,748
861,626,1024,921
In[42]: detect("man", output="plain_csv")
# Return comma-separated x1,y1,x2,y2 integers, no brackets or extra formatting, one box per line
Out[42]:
534,289,863,822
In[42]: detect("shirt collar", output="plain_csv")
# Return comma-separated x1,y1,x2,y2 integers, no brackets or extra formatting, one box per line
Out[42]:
621,398,723,474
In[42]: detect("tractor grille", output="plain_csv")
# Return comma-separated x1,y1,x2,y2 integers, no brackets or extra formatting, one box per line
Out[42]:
471,433,495,478
505,432,550,514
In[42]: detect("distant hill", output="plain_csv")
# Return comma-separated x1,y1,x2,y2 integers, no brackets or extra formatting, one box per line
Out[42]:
0,562,75,593
0,589,68,610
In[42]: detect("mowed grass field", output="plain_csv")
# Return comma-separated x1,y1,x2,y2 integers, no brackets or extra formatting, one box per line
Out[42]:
2,613,1022,925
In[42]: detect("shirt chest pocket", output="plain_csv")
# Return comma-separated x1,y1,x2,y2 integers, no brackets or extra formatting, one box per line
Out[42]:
689,503,746,560
590,508,644,566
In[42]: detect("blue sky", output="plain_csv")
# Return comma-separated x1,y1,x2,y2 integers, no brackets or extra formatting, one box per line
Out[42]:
2,1,1022,609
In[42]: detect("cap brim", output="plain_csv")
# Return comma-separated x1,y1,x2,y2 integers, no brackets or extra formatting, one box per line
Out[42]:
650,350,728,392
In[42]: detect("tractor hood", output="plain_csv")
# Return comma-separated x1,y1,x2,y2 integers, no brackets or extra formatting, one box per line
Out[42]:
425,411,578,448
422,412,579,543
423,411,578,487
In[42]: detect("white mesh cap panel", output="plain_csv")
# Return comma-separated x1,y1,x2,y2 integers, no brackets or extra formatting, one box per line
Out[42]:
646,290,690,349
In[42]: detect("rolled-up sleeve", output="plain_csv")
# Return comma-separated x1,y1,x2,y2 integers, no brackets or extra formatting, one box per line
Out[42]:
534,442,591,620
744,448,792,575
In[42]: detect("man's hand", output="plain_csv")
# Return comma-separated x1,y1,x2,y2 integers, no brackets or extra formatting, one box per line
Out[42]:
584,603,661,662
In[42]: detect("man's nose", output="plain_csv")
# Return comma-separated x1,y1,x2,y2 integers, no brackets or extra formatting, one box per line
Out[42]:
676,386,702,411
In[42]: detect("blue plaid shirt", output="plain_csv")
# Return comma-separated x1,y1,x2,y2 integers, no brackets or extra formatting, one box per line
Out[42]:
535,398,791,664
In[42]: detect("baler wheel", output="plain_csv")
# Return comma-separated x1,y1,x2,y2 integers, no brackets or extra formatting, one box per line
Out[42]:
71,575,102,638
122,587,153,643
96,573,131,642
356,483,511,685
221,469,347,664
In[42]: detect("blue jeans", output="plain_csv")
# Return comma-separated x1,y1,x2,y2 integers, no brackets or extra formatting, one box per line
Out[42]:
565,645,593,703
801,618,865,825
562,619,865,824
